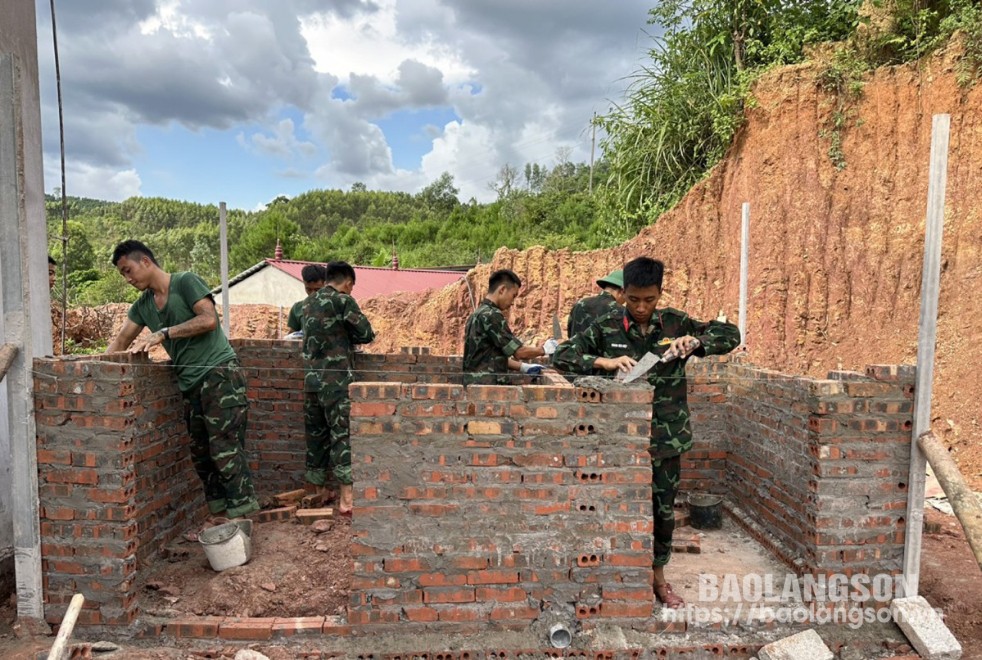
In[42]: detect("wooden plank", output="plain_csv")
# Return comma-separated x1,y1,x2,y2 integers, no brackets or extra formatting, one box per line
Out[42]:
902,114,950,597
918,431,982,572
47,593,84,660
0,342,17,381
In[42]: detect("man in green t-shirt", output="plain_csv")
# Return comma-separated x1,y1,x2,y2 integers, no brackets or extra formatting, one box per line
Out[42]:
106,240,260,526
284,264,327,338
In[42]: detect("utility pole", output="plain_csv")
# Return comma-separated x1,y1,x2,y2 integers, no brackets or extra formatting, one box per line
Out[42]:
589,113,597,194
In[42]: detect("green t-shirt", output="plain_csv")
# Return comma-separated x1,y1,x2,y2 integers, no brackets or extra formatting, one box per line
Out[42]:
287,298,305,332
127,271,236,392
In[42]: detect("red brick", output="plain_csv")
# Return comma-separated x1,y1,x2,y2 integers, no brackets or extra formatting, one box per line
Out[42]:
418,572,468,587
272,616,325,635
423,587,475,604
402,605,439,622
436,606,484,622
383,557,430,572
467,570,519,585
166,616,225,638
321,614,351,635
350,402,397,417
46,469,99,485
475,587,527,602
598,601,652,618
219,618,275,640
37,449,72,465
489,605,538,620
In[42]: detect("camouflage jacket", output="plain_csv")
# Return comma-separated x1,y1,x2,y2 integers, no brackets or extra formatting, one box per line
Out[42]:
553,306,740,458
302,285,376,394
567,290,620,338
462,299,523,385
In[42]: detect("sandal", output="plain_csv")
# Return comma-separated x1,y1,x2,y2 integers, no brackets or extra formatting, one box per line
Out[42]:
182,517,229,543
654,582,685,609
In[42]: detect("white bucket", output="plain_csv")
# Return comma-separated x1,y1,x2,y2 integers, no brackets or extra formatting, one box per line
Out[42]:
199,520,252,571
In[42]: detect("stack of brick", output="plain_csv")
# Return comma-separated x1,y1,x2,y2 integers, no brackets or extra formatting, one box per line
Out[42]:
347,379,656,631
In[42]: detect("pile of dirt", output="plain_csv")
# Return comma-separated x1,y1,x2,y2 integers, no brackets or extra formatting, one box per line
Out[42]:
138,518,351,619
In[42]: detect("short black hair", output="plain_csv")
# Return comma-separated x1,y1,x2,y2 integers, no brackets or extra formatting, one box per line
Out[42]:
488,269,521,293
48,255,57,266
623,257,664,290
325,260,356,285
111,240,158,267
301,264,327,283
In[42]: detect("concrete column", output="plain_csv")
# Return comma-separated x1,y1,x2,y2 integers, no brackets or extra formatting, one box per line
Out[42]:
0,0,52,619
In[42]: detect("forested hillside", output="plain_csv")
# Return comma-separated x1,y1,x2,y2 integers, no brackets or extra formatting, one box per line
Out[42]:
46,160,610,306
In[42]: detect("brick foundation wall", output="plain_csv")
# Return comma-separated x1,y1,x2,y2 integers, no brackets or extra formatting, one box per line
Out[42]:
235,341,463,494
31,341,914,632
347,378,656,630
726,362,913,577
680,358,730,495
34,354,202,627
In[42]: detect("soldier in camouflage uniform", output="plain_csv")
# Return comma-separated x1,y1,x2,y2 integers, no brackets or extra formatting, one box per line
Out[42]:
107,240,260,527
566,268,624,338
284,264,327,338
462,269,558,385
302,261,375,514
553,256,740,609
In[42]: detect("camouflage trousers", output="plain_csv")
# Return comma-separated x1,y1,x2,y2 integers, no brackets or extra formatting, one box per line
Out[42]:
304,389,352,486
651,454,681,567
183,360,259,519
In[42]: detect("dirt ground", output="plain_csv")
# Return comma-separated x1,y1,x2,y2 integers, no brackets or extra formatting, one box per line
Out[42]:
139,517,351,619
0,506,978,659
920,508,982,659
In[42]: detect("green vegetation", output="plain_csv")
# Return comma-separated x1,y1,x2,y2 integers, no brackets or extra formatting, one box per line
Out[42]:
46,160,609,306
596,0,981,234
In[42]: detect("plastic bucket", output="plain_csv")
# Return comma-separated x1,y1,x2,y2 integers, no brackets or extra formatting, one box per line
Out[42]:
199,520,252,571
687,493,723,530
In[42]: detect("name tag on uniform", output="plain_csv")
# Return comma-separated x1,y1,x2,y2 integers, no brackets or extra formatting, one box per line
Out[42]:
611,343,628,349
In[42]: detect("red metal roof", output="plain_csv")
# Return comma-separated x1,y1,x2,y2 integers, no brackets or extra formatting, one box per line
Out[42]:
263,259,465,299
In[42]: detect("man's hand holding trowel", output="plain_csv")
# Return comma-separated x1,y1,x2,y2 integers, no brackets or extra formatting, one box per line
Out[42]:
603,335,703,383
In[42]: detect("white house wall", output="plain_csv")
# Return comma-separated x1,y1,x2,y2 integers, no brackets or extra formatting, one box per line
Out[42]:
226,268,306,306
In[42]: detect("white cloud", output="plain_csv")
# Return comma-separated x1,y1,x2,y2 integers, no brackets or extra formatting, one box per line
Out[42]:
35,0,651,205
45,161,142,201
240,119,318,159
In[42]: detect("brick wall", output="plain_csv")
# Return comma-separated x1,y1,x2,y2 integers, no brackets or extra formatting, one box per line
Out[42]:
347,378,656,631
726,362,913,578
681,358,730,495
235,341,463,494
34,353,201,627
31,341,914,632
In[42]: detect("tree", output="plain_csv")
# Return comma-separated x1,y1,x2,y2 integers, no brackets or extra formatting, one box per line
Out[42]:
230,211,302,272
417,172,460,212
489,164,520,200
597,0,861,229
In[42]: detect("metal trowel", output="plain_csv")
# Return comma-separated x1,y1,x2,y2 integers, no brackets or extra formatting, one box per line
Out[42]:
616,351,677,383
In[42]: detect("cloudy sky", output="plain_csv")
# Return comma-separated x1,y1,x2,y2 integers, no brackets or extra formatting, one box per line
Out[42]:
35,0,652,210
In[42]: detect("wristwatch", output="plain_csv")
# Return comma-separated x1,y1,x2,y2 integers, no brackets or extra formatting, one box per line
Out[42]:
161,327,171,340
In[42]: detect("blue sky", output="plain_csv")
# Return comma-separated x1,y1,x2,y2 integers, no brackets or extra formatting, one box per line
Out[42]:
35,0,653,211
